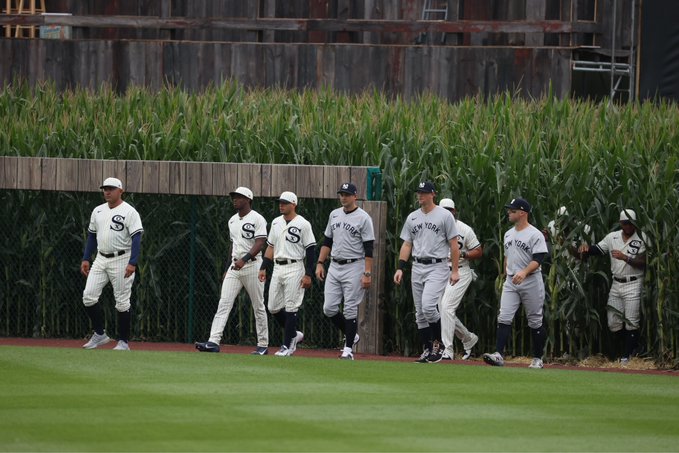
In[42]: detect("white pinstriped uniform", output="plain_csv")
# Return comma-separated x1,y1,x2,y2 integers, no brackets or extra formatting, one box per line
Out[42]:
267,214,316,314
208,210,269,347
439,218,481,357
594,230,647,331
82,201,143,312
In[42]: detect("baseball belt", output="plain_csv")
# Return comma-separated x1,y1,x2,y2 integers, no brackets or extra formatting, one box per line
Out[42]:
99,250,126,258
332,258,362,265
414,258,444,265
613,275,639,283
275,259,298,265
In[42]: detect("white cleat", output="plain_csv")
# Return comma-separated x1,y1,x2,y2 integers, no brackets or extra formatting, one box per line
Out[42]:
289,331,304,354
82,332,111,349
339,346,354,360
113,340,130,351
482,352,504,367
345,333,360,350
274,345,293,357
528,358,544,369
462,333,479,360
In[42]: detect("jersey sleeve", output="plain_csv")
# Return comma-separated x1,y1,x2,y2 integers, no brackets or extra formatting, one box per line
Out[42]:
323,212,334,238
266,221,277,247
126,208,144,236
399,218,412,242
361,211,375,242
302,219,316,248
595,233,612,254
255,213,267,238
445,213,459,241
87,209,97,234
464,227,481,251
531,230,548,255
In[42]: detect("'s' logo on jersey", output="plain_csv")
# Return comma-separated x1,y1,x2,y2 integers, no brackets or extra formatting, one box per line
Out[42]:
286,227,301,243
110,215,125,231
242,223,256,239
628,239,642,255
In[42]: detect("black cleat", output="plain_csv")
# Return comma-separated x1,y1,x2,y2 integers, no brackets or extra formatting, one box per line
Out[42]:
195,341,220,353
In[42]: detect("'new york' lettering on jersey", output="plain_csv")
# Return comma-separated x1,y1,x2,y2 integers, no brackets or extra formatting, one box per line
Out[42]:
228,210,267,261
324,207,375,260
503,225,548,275
88,201,143,253
267,215,316,260
400,205,458,259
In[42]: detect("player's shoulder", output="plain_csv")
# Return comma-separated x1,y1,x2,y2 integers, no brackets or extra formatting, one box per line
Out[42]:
246,209,267,222
93,202,108,213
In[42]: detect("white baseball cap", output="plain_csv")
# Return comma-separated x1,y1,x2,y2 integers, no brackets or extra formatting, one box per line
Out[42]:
557,206,568,216
278,191,298,205
620,209,637,222
230,186,253,200
439,198,455,210
100,177,123,190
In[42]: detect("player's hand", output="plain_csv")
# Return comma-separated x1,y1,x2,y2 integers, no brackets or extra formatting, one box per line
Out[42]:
80,260,90,277
577,244,590,255
300,275,312,289
232,259,245,271
393,269,403,285
124,264,136,278
258,270,267,282
361,274,372,289
512,270,528,285
611,250,627,261
449,270,460,285
315,263,325,281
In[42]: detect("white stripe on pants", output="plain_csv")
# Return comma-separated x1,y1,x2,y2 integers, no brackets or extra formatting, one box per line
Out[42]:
267,262,306,314
439,266,475,357
82,252,134,312
208,260,269,347
607,280,642,331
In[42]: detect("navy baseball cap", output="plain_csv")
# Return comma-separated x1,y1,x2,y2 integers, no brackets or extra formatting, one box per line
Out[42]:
416,181,436,193
337,182,357,195
505,198,531,213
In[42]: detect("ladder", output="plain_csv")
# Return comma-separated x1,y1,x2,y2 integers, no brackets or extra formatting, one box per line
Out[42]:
417,0,448,45
3,0,46,38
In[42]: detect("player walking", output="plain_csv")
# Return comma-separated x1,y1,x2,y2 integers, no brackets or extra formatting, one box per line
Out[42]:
80,177,143,351
258,192,316,357
195,187,269,355
576,209,647,365
437,198,481,361
393,182,460,363
483,198,548,368
316,183,375,360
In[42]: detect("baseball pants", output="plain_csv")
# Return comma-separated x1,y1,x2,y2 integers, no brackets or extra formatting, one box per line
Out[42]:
267,262,306,314
322,260,365,320
498,272,545,329
208,259,268,347
439,266,476,357
82,252,134,312
412,261,449,328
607,280,642,331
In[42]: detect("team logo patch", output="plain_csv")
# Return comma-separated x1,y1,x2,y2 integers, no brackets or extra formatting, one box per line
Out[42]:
342,183,349,190
242,223,256,239
110,215,125,231
419,182,425,189
286,226,301,243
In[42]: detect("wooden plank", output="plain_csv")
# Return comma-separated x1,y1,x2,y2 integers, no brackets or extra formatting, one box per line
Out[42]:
237,163,263,198
184,162,203,195
212,162,239,197
1,156,18,189
141,160,160,193
77,159,103,192
259,164,273,198
16,157,42,190
167,161,186,195
125,160,143,193
295,165,325,199
41,158,57,191
157,161,171,194
322,165,351,199
270,164,296,199
200,162,214,196
350,167,368,200
101,160,127,189
55,158,79,191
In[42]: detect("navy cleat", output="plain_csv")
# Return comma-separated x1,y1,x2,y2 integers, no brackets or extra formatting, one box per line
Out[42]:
195,341,220,353
251,346,268,355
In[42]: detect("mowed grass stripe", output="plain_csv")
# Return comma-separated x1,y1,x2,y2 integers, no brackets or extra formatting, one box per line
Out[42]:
0,346,677,452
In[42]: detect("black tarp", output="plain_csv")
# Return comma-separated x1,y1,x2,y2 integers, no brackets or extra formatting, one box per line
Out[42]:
639,0,679,101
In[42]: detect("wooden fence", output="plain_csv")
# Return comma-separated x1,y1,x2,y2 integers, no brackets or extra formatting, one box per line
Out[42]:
0,156,388,354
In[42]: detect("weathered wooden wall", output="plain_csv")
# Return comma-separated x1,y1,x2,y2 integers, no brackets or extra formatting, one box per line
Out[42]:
0,155,386,354
0,39,571,99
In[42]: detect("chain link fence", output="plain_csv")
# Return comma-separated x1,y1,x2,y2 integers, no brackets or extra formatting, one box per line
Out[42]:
0,190,347,350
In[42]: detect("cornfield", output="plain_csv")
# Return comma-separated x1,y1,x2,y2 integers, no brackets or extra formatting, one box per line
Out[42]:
1,81,678,363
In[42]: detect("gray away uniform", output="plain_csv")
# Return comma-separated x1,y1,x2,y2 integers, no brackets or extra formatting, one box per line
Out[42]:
400,206,459,328
322,207,375,319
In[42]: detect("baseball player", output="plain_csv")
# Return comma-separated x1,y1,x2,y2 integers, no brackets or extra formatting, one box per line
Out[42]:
80,177,143,351
576,209,647,365
437,198,481,361
195,187,269,355
316,182,375,360
258,191,316,357
483,197,548,368
393,181,460,363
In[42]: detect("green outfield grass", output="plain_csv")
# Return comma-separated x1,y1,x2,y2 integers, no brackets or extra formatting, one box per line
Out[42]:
0,347,677,452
